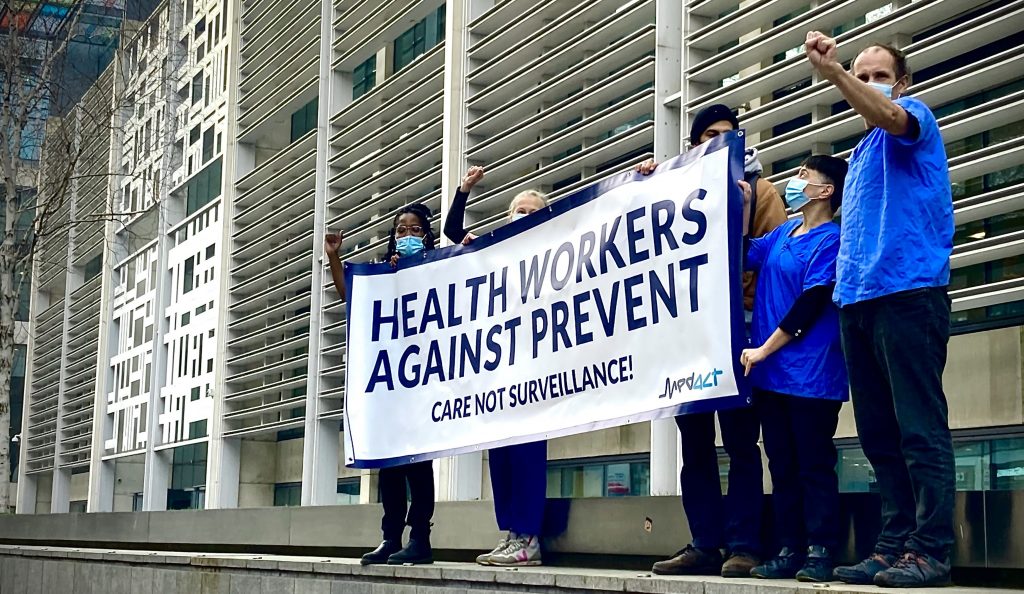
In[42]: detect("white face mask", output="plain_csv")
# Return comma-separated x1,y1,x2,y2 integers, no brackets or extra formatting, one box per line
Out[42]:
510,212,528,222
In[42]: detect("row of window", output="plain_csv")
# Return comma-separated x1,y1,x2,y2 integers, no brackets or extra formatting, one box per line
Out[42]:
102,430,1024,513
349,5,446,102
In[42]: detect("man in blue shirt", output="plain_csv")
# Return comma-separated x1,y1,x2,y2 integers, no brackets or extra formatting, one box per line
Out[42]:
805,34,955,588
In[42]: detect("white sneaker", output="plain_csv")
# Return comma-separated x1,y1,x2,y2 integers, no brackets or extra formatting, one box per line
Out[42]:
476,533,513,566
489,535,542,567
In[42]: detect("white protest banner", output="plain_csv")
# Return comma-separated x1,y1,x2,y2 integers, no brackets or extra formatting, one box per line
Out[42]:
343,131,750,468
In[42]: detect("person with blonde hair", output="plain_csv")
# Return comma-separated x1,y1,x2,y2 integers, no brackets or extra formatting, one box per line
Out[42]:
443,166,547,566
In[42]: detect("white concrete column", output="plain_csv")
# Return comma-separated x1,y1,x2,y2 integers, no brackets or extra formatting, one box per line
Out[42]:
17,271,48,513
50,111,88,514
205,0,246,510
300,0,342,507
432,0,492,503
649,0,685,498
86,53,129,512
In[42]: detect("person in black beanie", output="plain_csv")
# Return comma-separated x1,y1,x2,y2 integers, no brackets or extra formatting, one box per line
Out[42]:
640,104,787,578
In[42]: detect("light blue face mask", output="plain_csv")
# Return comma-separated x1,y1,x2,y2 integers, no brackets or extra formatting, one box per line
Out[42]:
867,81,894,99
510,212,528,222
784,178,812,211
395,235,425,257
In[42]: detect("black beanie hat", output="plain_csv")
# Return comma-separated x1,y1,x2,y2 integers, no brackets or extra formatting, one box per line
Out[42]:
689,104,739,146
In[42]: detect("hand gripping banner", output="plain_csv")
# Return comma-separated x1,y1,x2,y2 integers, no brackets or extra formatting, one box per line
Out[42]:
343,131,750,468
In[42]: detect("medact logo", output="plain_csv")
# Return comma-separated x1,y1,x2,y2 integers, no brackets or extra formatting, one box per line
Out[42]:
657,368,724,400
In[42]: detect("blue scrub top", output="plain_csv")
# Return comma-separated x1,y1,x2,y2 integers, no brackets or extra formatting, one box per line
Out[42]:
748,218,849,401
835,96,953,307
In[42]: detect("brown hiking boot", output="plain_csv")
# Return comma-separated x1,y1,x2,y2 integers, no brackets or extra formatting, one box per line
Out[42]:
722,552,760,577
652,544,723,575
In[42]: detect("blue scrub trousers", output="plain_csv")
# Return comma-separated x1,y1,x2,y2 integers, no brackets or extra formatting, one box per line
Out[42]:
489,440,547,536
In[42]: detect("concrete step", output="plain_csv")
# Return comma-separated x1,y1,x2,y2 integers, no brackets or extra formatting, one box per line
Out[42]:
0,545,1013,594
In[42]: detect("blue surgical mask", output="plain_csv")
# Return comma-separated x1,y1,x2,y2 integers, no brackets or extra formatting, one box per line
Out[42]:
867,81,894,99
784,178,812,211
395,235,425,257
510,212,528,222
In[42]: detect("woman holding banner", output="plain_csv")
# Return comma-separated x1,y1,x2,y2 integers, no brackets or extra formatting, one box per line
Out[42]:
324,204,439,566
739,155,850,582
443,166,548,567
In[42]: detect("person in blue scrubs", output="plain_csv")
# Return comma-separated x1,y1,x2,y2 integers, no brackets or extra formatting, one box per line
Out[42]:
739,155,849,583
443,166,548,567
805,35,955,588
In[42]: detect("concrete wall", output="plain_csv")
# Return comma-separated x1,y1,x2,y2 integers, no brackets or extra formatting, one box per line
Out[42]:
238,440,276,508
113,458,146,513
548,424,651,461
33,474,52,514
70,472,90,503
837,325,1024,438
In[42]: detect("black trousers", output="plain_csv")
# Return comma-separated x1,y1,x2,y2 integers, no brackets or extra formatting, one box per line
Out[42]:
839,286,955,560
676,405,763,554
379,461,435,542
756,389,842,552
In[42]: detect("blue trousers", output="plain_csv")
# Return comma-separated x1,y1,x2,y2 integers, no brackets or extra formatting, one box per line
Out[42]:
489,441,547,536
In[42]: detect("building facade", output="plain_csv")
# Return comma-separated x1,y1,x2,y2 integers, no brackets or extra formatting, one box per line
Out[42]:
16,0,1024,514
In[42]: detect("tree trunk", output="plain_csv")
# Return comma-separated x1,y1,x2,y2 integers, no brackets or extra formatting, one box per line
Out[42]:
0,264,17,514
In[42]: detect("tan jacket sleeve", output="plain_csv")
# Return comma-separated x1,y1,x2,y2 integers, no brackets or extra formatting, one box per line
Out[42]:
742,178,789,310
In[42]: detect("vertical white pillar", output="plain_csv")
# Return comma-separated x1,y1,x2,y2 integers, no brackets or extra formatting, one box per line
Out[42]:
649,0,684,498
300,0,341,507
205,0,245,510
17,271,48,513
433,0,492,503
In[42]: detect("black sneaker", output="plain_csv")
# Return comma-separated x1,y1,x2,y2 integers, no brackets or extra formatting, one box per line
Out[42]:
874,551,951,588
360,540,402,565
796,546,834,582
751,547,804,579
834,552,899,584
651,544,723,575
387,538,433,565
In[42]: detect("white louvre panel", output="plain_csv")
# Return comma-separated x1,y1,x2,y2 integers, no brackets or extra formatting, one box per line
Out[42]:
58,276,102,468
223,0,323,437
686,0,989,115
739,3,1024,136
236,0,320,141
316,2,448,421
24,299,65,474
331,0,431,70
684,0,1024,319
454,0,656,240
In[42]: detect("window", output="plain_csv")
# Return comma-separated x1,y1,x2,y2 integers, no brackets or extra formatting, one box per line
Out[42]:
393,5,445,72
190,386,201,401
337,478,361,505
189,419,208,439
201,127,214,163
289,97,318,143
183,257,195,294
835,435,1024,492
8,346,26,481
274,482,302,507
84,255,102,282
191,73,203,105
171,442,207,491
185,157,223,215
352,55,376,100
546,457,650,498
189,125,200,145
